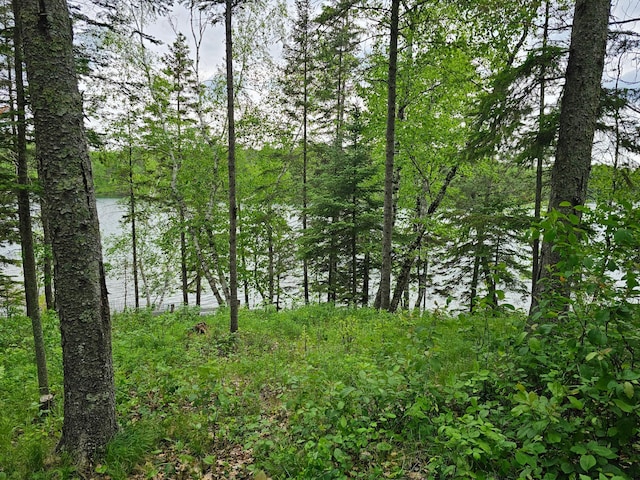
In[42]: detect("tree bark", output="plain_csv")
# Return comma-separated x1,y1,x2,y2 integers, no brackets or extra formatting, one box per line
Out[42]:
530,0,611,315
379,0,400,311
42,211,54,310
11,0,50,403
226,0,239,332
19,0,117,464
531,0,550,299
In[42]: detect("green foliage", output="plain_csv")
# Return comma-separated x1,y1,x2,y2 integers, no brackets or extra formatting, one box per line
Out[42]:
434,159,534,312
3,200,640,479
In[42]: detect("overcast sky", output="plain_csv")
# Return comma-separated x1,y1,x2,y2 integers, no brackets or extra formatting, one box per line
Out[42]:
141,0,640,86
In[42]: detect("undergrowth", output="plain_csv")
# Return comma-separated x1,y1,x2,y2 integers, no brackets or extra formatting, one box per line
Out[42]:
0,300,638,479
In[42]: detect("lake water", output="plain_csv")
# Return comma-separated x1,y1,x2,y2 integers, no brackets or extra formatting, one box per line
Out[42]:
1,197,529,314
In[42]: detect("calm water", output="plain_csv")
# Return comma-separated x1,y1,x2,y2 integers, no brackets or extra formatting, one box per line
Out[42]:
1,198,529,313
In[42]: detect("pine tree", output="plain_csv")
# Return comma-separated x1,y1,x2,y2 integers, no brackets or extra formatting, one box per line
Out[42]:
281,0,315,304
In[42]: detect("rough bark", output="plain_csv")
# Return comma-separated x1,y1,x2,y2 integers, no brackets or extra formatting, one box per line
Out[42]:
379,0,400,311
19,0,117,464
530,0,611,315
11,0,50,403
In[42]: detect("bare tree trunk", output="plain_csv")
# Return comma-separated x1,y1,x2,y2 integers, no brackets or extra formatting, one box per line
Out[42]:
19,0,117,464
42,212,54,310
11,0,50,405
379,0,400,311
226,0,239,332
531,0,550,298
128,139,140,309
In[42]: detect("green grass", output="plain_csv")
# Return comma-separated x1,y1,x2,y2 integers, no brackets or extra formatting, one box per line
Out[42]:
6,304,619,479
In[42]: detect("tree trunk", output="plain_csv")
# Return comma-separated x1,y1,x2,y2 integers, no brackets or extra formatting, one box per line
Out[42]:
226,0,239,332
11,0,50,404
180,223,188,305
530,0,611,315
42,211,54,310
128,139,140,309
379,0,400,311
19,0,117,464
414,257,427,311
302,25,310,306
531,0,550,299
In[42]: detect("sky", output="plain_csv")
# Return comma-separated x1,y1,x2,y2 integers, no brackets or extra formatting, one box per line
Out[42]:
140,0,640,85
144,3,228,82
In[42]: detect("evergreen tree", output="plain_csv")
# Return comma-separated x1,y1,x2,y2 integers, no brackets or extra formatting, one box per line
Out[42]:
281,0,316,304
303,108,380,304
434,160,532,312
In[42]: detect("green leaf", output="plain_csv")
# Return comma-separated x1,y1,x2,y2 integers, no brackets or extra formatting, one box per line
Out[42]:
595,309,610,323
547,382,564,398
580,454,596,472
585,352,599,362
613,398,634,413
515,451,534,466
376,441,393,452
333,447,348,462
587,328,607,347
571,445,587,455
546,431,562,443
586,443,615,459
613,228,634,245
623,382,634,399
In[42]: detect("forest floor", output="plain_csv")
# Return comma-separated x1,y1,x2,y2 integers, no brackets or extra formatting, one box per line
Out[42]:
1,305,637,479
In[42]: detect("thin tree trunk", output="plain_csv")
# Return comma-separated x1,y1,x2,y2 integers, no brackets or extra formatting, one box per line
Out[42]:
531,0,550,298
226,0,239,332
42,212,54,310
302,27,310,306
128,139,140,309
180,225,188,305
469,247,481,313
268,222,275,305
195,269,202,306
379,0,400,311
11,0,50,404
414,256,427,311
362,251,370,307
20,0,117,464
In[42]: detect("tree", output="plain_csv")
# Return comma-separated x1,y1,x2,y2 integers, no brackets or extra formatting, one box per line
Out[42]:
434,160,532,313
302,108,380,305
226,0,239,332
531,0,612,315
378,0,400,311
281,0,315,304
18,0,117,464
11,0,50,406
